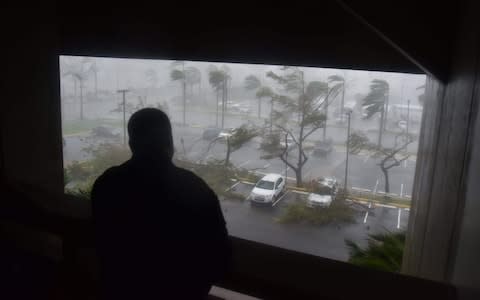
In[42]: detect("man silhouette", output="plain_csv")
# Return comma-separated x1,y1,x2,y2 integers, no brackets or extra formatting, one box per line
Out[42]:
91,108,231,299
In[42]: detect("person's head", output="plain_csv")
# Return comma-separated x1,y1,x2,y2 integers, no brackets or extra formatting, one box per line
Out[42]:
128,108,173,160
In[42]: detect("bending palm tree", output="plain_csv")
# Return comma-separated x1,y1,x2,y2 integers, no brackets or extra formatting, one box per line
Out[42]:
208,66,229,128
362,79,390,147
170,61,187,125
244,75,262,118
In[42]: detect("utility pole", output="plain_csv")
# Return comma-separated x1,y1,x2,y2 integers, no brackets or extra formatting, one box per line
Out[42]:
285,132,288,182
117,89,129,147
344,110,352,192
323,85,328,141
182,62,186,126
406,99,410,136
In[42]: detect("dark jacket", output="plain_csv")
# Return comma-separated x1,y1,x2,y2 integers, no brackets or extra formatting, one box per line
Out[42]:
91,156,231,299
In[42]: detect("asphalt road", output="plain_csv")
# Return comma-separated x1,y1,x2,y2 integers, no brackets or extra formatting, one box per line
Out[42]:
221,182,409,261
62,106,416,262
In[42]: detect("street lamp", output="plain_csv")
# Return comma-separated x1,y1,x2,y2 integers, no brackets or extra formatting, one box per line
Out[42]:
284,132,288,182
344,109,352,192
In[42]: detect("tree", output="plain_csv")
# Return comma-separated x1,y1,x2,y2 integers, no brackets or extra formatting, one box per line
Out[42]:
170,61,187,125
208,65,230,128
261,67,329,187
62,57,92,120
205,125,258,166
348,131,413,194
256,86,275,132
185,66,202,96
244,75,263,118
362,79,390,147
90,61,99,99
346,232,405,272
327,74,347,132
417,84,426,106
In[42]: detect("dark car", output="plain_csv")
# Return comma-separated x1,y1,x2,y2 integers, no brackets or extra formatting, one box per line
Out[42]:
313,139,333,157
202,127,222,140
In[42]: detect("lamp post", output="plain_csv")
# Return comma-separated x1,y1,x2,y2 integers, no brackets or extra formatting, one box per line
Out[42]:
284,133,288,182
344,110,352,192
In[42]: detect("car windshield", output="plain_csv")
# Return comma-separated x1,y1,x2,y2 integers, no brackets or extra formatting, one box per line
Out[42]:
316,185,333,195
256,180,275,190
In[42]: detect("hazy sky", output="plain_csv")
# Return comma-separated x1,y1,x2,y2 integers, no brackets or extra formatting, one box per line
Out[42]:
60,55,426,106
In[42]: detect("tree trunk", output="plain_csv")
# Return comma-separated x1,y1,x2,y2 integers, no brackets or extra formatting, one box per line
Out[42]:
94,70,98,99
378,107,385,147
295,168,303,188
381,165,390,194
225,137,231,166
221,79,226,129
258,97,262,119
323,97,328,141
73,78,77,100
216,90,219,127
270,99,274,133
79,82,84,120
340,82,345,120
182,80,186,126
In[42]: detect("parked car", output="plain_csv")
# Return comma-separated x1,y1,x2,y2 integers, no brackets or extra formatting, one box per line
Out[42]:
202,127,222,140
217,128,236,142
398,120,407,130
313,139,333,157
249,173,286,205
280,137,295,149
307,177,338,208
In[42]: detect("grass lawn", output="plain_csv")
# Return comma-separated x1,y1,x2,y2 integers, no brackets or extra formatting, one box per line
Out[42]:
63,119,122,135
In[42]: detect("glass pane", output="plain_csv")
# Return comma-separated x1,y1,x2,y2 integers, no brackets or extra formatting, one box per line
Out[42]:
60,55,426,273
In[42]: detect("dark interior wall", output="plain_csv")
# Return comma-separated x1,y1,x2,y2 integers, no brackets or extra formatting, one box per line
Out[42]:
402,0,480,287
341,0,458,82
449,1,480,299
3,20,63,194
56,1,424,75
3,0,433,195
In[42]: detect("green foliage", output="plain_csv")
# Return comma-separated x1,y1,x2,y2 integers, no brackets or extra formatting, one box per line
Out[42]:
306,81,328,99
346,232,406,273
362,79,389,119
244,75,261,91
185,67,201,85
259,132,282,159
170,69,185,81
278,198,355,225
84,143,131,176
64,168,71,187
66,179,94,201
208,67,229,90
66,161,92,182
229,125,258,152
256,86,274,99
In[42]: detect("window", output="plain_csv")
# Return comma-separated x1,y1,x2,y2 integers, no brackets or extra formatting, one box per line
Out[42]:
60,55,426,273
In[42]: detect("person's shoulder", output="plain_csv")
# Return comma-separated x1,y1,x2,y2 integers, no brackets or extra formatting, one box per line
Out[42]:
92,162,130,191
173,166,215,195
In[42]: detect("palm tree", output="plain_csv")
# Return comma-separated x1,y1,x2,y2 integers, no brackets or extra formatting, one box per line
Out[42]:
208,66,230,128
256,86,275,132
185,66,201,97
244,75,262,118
63,64,89,120
170,61,187,125
346,232,405,272
362,79,390,147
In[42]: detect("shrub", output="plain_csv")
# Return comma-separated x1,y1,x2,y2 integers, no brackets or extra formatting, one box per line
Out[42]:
66,161,92,181
86,143,131,176
346,232,406,273
278,198,355,225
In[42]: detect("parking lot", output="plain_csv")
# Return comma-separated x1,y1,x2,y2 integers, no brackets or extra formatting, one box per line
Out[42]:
220,181,409,261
